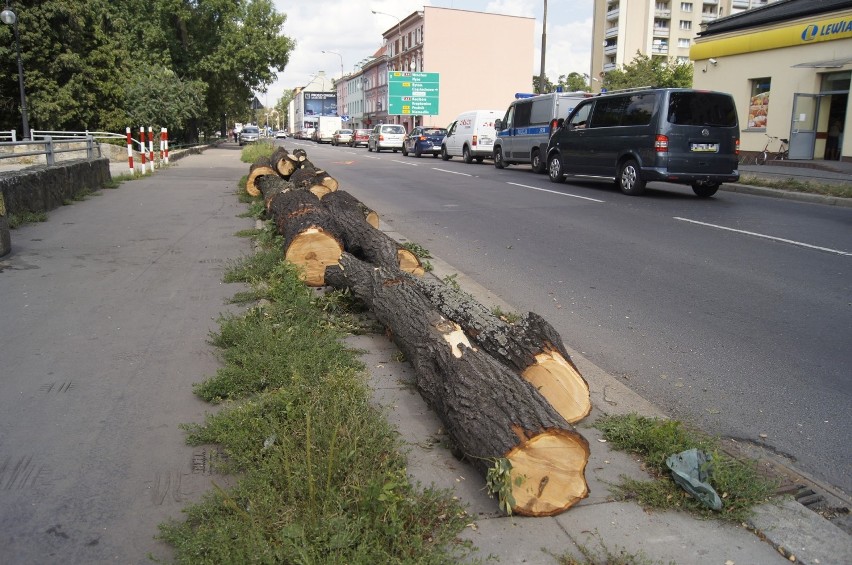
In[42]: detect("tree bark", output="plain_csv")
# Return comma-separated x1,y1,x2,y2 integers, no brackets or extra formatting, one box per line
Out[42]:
325,253,590,516
270,147,298,178
410,276,590,423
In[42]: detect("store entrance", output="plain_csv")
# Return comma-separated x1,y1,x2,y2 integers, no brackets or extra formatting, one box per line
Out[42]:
823,92,847,160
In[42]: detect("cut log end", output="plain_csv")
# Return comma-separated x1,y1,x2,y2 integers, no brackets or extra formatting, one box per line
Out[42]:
246,166,275,197
522,351,591,424
397,248,424,276
365,211,380,229
284,228,343,286
506,429,590,517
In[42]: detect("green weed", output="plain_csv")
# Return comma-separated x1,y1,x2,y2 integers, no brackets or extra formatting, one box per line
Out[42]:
557,530,674,565
240,141,275,163
738,175,852,199
401,241,432,258
8,211,48,229
594,414,777,523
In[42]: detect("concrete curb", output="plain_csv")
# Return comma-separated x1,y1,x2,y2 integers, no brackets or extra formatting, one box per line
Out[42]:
721,182,852,207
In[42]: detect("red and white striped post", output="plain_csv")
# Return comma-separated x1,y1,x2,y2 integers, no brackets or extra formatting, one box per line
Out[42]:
147,127,154,173
161,128,169,164
138,126,147,174
125,127,134,174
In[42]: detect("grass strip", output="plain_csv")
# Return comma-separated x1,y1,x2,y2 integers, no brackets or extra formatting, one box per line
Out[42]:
738,175,852,199
158,228,472,563
594,414,778,524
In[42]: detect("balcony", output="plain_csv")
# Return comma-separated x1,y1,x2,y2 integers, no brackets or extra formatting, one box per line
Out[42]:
606,8,620,20
703,0,718,4
702,12,718,22
655,9,671,18
651,45,669,55
603,62,617,71
653,26,670,35
605,26,619,38
604,43,618,56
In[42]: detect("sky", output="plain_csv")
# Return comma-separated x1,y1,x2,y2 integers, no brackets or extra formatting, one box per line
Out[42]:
262,0,594,106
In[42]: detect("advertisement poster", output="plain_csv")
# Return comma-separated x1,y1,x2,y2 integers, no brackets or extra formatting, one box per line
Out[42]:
748,91,769,129
304,92,338,116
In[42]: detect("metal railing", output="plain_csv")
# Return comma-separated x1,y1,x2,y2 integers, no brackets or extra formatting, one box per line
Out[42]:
0,134,101,166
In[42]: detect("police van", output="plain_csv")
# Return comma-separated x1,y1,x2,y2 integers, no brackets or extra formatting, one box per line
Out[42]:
494,91,591,173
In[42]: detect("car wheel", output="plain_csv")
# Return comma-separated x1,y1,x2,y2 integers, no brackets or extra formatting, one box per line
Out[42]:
414,146,422,158
618,159,646,195
547,153,565,183
432,153,438,158
692,183,719,198
393,148,398,153
441,146,451,161
531,150,545,174
402,145,408,156
463,145,473,164
494,147,506,169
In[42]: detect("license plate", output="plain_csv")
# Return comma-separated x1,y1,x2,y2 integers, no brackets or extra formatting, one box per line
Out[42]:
691,143,719,152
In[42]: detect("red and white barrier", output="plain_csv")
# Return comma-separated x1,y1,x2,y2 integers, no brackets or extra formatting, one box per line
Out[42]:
138,126,147,174
126,127,134,174
161,128,169,164
147,127,154,174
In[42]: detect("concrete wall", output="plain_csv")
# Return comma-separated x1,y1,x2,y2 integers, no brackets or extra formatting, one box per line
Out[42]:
0,158,111,256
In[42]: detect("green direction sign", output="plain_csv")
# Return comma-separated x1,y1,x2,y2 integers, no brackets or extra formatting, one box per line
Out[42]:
387,72,440,116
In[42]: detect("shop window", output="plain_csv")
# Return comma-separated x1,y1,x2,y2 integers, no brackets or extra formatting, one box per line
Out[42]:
747,78,771,129
821,71,851,92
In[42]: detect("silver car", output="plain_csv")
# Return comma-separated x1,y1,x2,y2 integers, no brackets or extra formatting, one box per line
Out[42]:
239,126,260,146
367,124,406,153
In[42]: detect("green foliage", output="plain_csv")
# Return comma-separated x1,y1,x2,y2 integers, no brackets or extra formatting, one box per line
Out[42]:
738,175,852,199
594,414,777,523
602,52,693,90
240,140,275,163
400,241,432,258
8,211,48,228
124,64,206,131
485,458,520,515
532,72,591,94
559,530,674,565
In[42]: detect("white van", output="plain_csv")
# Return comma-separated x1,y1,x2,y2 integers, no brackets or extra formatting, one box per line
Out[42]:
441,109,502,163
494,92,591,173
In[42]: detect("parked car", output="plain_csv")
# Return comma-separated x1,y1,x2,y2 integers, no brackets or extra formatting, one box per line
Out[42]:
331,129,353,146
239,126,260,146
402,126,447,158
441,109,502,163
546,88,740,197
367,124,406,152
350,129,371,147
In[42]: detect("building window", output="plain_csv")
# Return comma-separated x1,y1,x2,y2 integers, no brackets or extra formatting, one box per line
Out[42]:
747,78,771,129
678,38,690,48
679,20,691,30
680,2,692,11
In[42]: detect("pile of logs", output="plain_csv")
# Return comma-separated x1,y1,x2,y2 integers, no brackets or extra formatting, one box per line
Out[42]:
245,147,593,517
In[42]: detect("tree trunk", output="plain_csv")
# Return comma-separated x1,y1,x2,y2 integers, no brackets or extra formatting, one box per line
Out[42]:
325,253,590,516
410,276,590,423
277,191,344,286
320,191,422,274
270,147,298,178
246,157,276,197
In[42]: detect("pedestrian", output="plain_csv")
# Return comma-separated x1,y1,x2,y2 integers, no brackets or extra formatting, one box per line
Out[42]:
826,119,841,160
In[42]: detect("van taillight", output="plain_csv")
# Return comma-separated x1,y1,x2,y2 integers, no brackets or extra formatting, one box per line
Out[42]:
654,134,668,152
735,137,740,155
379,134,385,141
472,135,478,146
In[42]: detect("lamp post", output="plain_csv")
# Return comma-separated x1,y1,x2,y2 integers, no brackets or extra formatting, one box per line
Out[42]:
372,10,402,125
321,50,344,80
1,2,29,139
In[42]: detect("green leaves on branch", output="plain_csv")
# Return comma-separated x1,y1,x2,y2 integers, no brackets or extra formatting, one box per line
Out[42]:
124,65,206,131
602,51,694,90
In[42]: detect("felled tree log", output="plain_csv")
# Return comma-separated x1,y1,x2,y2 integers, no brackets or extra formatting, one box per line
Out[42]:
277,191,344,286
270,147,298,178
290,166,339,194
325,253,590,516
410,276,590,423
246,157,276,197
320,190,424,275
257,175,296,211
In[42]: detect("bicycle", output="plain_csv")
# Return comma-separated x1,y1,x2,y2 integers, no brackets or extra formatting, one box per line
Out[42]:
754,134,789,165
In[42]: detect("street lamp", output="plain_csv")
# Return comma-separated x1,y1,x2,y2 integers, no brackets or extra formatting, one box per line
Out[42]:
371,10,402,70
321,50,344,79
1,2,29,139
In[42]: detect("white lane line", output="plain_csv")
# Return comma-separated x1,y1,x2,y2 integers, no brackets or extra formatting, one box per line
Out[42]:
392,160,418,166
362,155,381,160
432,168,472,177
506,182,606,203
674,217,852,256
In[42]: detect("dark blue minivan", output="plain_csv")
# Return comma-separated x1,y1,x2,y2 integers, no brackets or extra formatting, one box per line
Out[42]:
546,88,740,197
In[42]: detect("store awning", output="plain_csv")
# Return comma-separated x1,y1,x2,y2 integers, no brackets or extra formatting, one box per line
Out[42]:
791,57,852,69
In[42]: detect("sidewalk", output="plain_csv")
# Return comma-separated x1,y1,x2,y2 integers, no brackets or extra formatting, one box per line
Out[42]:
1,146,850,563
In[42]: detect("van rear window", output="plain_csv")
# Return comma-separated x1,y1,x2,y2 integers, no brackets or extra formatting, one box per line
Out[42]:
668,92,737,127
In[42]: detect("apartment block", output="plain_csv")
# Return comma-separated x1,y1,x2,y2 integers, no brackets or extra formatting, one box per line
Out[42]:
591,0,778,83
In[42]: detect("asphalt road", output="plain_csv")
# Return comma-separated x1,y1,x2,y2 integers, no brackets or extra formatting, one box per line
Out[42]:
289,138,852,495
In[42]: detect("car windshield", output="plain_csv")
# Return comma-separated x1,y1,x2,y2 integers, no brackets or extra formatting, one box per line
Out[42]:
339,130,352,134
243,127,259,133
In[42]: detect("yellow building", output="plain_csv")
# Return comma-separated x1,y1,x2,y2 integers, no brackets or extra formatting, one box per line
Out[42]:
692,0,852,161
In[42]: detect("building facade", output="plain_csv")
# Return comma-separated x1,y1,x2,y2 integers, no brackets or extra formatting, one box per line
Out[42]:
591,0,779,83
692,0,852,161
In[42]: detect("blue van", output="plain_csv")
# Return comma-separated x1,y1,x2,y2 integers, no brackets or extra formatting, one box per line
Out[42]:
546,88,740,197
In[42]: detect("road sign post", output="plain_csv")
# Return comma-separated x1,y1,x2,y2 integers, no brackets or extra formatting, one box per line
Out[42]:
387,72,439,117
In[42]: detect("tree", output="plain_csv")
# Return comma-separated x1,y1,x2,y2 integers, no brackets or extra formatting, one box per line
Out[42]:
557,72,590,93
532,75,554,95
602,51,693,91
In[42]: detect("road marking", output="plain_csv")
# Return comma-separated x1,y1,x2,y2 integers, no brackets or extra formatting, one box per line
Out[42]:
674,217,852,256
432,168,472,177
506,182,606,202
392,160,418,166
362,155,380,160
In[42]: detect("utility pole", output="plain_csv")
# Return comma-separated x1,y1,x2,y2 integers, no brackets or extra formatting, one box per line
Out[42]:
539,0,547,94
